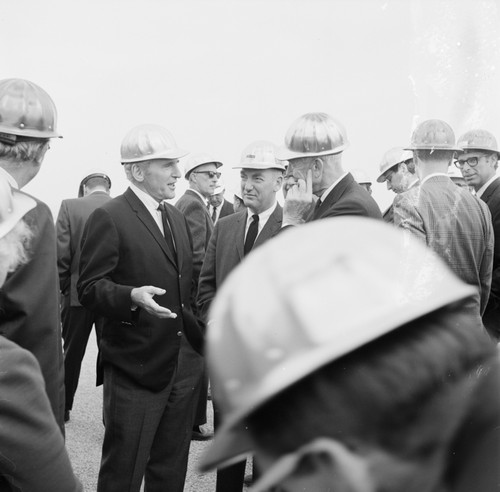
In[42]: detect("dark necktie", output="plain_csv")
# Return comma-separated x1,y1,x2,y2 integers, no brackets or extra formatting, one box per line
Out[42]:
313,198,322,215
244,214,259,256
211,206,217,223
157,203,177,262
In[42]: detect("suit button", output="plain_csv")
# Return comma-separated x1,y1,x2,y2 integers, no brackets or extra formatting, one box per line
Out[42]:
181,303,184,308
177,331,182,337
178,274,182,279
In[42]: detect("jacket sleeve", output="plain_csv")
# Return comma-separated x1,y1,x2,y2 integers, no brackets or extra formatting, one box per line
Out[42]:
0,337,82,492
77,207,135,321
393,193,427,244
197,223,219,323
181,200,211,282
55,201,72,294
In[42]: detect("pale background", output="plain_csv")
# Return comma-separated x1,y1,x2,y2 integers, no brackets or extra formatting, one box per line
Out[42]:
3,0,499,216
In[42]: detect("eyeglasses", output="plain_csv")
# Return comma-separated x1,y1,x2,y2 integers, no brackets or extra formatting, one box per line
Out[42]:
455,157,479,169
192,171,221,179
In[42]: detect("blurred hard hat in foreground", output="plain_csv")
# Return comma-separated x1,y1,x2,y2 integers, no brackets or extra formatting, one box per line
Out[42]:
233,140,286,171
200,217,476,472
276,112,349,161
405,119,461,152
376,147,413,182
120,124,188,164
0,78,61,142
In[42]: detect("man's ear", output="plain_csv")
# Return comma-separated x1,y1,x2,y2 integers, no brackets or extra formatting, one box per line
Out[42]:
252,438,373,492
398,162,408,174
312,158,324,178
131,163,145,182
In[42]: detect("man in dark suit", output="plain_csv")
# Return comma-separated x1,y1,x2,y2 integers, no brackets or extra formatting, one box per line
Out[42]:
78,124,204,492
175,153,222,440
176,153,222,282
209,183,234,223
0,78,66,432
198,140,285,492
375,147,418,223
56,172,112,422
394,120,493,326
456,128,500,340
0,177,82,492
276,113,382,225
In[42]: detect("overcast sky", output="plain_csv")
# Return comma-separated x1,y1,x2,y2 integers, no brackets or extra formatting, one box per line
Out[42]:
2,0,499,216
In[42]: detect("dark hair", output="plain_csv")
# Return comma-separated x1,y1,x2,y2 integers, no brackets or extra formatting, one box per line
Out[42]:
246,304,494,461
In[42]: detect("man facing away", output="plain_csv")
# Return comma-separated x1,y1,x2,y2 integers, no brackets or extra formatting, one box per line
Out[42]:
56,172,112,422
376,147,418,223
198,140,285,492
456,128,500,340
394,119,494,326
276,112,382,226
0,78,65,432
78,124,204,492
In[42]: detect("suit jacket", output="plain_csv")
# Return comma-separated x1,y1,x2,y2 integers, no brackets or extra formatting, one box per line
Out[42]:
77,187,203,391
0,194,65,429
175,189,213,282
310,173,382,221
0,336,82,491
56,191,111,307
393,175,494,318
218,199,234,220
479,177,500,338
198,204,283,321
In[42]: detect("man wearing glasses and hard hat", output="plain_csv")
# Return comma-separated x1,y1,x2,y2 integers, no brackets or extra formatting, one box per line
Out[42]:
456,128,500,341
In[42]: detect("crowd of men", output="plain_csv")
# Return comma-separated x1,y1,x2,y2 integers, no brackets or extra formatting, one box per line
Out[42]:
0,77,498,492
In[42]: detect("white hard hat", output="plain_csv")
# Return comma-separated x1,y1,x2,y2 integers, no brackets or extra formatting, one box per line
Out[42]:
0,176,36,239
184,152,223,179
275,112,349,161
351,168,372,185
120,124,188,164
457,129,500,156
405,119,461,152
376,147,413,182
233,140,286,171
200,217,476,472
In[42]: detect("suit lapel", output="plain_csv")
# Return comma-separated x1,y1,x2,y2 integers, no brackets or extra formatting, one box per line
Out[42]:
254,204,282,247
124,188,178,270
235,211,247,260
313,173,353,220
481,177,500,204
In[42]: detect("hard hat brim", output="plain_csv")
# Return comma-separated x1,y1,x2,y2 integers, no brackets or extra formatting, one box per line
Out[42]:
121,147,189,164
275,143,348,162
232,163,287,171
403,145,461,152
0,124,61,139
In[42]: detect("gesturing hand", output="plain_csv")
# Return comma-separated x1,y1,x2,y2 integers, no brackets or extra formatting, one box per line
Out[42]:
131,286,177,319
283,169,314,226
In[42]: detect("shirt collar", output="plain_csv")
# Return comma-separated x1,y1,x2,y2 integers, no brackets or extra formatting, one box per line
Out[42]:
319,172,348,203
247,201,277,222
129,182,161,210
189,188,209,206
420,172,448,185
0,167,19,189
477,174,500,198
